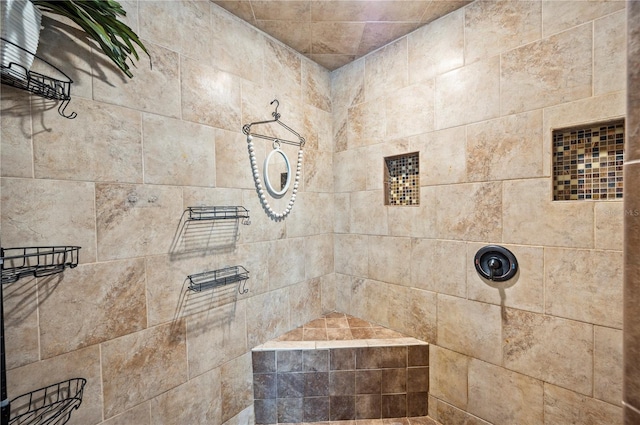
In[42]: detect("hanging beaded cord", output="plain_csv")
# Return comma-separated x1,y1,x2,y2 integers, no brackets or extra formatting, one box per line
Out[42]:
247,134,303,220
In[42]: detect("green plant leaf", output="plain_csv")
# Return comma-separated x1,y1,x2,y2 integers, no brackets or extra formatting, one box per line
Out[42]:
32,0,150,78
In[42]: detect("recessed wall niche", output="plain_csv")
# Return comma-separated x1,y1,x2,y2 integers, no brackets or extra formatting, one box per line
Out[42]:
384,152,420,206
552,120,624,201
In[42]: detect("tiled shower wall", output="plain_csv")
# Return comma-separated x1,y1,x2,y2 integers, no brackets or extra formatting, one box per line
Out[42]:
332,2,626,424
0,2,334,424
625,2,640,424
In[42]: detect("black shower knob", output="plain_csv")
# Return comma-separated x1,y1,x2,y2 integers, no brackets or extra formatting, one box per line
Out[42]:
474,245,518,282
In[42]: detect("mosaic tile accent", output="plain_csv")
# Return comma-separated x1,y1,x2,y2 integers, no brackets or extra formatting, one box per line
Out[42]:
553,120,624,201
385,153,420,206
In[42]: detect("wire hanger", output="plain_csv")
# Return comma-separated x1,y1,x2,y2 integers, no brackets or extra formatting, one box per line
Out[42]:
242,99,305,147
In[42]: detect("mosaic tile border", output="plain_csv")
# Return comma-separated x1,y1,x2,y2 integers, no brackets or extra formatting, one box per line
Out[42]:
552,120,624,201
384,153,420,206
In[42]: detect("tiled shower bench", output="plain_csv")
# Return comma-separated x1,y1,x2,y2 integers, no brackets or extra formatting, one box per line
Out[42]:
251,312,431,424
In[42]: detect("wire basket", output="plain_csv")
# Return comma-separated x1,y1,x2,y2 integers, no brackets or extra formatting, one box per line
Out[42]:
187,206,250,224
187,265,249,293
1,247,81,284
8,378,86,425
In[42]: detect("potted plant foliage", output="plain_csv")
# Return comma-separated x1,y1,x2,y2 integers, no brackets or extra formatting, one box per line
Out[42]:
1,0,149,78
32,0,149,78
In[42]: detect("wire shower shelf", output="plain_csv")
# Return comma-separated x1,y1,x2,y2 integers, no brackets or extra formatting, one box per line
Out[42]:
7,378,86,425
187,206,250,225
0,247,81,284
0,38,76,119
187,265,249,294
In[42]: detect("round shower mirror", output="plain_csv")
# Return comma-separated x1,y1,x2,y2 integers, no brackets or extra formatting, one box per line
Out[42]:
263,143,291,198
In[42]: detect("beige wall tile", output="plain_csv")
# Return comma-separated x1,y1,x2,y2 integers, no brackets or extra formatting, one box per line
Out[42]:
34,98,142,183
239,190,286,243
246,288,290,348
412,186,439,239
334,149,367,192
628,2,640,161
437,295,502,364
502,178,594,248
466,110,544,182
542,92,626,176
304,233,334,279
501,24,592,115
408,287,437,342
434,182,502,242
385,80,435,139
467,243,544,313
430,345,470,410
350,190,388,235
221,353,254,423
143,114,215,187
93,42,180,118
215,129,258,190
303,60,332,112
594,326,623,406
1,178,97,263
321,273,337,313
101,321,188,419
434,399,492,425
268,237,306,289
503,309,593,395
151,368,222,425
289,277,323,328
181,57,242,131
468,359,544,425
210,5,265,84
304,149,333,193
545,248,623,328
411,239,467,298
335,234,369,277
39,259,146,359
138,1,182,52
388,205,415,237
6,346,102,425
334,193,351,233
364,38,408,101
335,273,353,313
95,183,183,261
542,0,626,37
145,254,219,327
102,403,151,425
594,10,627,96
331,58,365,110
3,276,38,369
285,192,334,237
0,87,32,178
365,139,410,191
264,39,302,101
217,240,271,297
595,202,624,250
435,56,500,129
412,126,467,186
544,383,623,425
186,301,247,378
222,405,255,425
464,1,541,64
368,235,411,286
408,9,464,84
348,98,387,148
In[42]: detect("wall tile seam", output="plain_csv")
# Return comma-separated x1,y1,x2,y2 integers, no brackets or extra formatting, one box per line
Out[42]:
540,5,627,40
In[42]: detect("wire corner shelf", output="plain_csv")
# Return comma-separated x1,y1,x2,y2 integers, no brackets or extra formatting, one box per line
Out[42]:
0,37,76,119
186,206,250,225
187,265,249,294
0,246,81,285
7,378,86,425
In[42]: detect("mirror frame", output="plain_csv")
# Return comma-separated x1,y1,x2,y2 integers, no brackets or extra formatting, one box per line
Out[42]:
263,147,291,198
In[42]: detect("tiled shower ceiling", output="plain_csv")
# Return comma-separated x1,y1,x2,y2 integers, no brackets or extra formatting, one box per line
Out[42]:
212,0,472,70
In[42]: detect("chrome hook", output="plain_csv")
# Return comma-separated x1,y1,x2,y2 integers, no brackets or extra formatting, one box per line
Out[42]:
270,99,280,120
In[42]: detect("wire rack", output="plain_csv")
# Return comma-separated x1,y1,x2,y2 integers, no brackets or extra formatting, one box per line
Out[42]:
187,265,249,294
0,38,76,119
0,247,81,284
7,378,86,425
187,206,250,225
